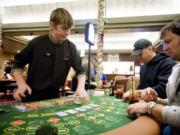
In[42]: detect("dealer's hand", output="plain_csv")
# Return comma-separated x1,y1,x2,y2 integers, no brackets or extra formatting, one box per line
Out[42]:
74,88,89,103
73,75,89,103
13,82,32,101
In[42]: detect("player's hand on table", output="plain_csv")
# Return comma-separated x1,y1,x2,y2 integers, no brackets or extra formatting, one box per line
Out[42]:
140,87,158,102
13,83,32,101
123,88,158,102
122,90,141,101
127,101,148,115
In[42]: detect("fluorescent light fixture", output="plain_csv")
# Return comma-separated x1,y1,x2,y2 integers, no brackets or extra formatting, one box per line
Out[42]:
20,36,37,41
1,0,81,6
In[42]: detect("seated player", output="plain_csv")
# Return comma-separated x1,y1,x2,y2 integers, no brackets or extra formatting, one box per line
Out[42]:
127,18,180,135
3,61,13,80
130,38,176,99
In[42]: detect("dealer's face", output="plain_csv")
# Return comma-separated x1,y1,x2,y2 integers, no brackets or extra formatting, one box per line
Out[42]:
50,22,71,42
54,24,71,41
163,31,180,61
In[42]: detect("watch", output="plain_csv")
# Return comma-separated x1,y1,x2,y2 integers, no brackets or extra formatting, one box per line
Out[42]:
147,102,156,115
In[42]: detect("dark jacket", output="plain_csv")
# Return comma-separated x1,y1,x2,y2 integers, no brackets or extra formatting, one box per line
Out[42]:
138,53,176,98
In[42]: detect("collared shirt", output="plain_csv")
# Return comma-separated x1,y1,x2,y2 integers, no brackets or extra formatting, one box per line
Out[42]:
12,34,85,91
162,64,180,135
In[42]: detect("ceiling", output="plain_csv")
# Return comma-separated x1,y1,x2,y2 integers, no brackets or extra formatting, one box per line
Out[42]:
1,0,180,53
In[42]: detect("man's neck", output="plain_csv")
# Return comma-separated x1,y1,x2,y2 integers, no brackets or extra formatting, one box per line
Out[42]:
148,52,156,62
49,32,63,44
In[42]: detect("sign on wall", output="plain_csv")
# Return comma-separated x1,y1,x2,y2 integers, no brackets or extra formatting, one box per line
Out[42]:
107,54,119,62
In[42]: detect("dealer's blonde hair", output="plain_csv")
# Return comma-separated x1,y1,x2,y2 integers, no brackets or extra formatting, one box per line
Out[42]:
50,8,73,28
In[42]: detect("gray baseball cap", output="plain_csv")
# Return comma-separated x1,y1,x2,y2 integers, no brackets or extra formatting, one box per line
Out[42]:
131,39,152,56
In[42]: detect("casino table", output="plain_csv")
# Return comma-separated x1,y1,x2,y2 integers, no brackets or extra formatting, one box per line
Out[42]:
0,95,160,135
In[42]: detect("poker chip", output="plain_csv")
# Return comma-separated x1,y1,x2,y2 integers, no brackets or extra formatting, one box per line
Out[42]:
48,118,60,123
10,120,26,126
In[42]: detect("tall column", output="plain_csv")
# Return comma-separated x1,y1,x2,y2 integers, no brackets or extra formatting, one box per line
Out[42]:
96,0,105,87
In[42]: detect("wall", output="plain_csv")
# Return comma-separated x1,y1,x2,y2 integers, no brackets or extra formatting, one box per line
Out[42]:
0,37,26,79
2,37,26,54
89,53,134,62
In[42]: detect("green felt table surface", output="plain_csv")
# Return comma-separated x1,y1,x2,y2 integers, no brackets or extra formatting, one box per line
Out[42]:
0,95,132,135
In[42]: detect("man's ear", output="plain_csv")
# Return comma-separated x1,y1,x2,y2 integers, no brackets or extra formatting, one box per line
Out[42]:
147,46,153,52
49,22,55,31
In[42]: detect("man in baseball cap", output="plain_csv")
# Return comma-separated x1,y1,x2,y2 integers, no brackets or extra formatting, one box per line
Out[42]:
124,38,176,100
131,39,152,56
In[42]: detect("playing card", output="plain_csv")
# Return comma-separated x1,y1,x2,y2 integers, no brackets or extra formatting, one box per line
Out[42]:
14,105,27,112
114,99,123,102
56,111,69,117
74,107,87,112
65,109,78,114
81,105,93,109
88,104,99,107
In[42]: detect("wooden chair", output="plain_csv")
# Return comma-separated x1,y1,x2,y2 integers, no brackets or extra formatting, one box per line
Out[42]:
126,76,140,91
114,76,129,91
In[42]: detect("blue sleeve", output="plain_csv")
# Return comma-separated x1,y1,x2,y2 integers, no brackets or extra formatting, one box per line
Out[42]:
101,73,107,81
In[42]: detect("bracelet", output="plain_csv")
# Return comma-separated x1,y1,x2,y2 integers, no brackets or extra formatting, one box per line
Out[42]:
147,102,156,115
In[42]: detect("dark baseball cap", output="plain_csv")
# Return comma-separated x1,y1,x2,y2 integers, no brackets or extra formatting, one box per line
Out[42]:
131,39,152,56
